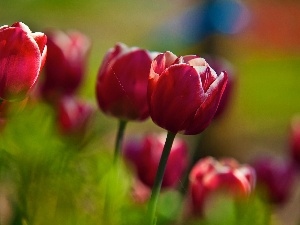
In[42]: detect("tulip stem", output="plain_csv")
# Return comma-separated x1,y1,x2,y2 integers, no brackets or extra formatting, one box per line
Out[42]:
102,120,127,223
147,131,177,225
0,99,3,105
113,120,127,164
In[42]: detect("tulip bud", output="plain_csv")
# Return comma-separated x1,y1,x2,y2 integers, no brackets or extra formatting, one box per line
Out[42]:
0,22,47,101
290,116,300,167
252,156,296,205
40,30,90,103
189,157,255,217
96,43,158,121
148,51,228,135
57,96,94,136
123,133,188,189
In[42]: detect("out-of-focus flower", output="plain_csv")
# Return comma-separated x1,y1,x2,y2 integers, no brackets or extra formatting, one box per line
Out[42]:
290,116,300,166
57,96,94,136
123,133,188,189
148,51,227,135
40,30,90,103
252,155,296,205
96,43,157,121
204,55,235,119
189,157,255,217
0,22,47,101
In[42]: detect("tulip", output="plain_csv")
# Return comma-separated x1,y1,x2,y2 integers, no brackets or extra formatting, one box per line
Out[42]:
0,22,47,102
40,30,90,103
252,156,296,205
189,157,255,216
290,116,300,166
57,96,94,136
148,51,228,135
123,133,188,189
96,43,157,121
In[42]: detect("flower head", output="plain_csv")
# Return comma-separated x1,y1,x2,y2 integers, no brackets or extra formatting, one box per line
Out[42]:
96,43,157,121
123,133,188,189
252,155,296,205
148,51,227,135
189,157,255,216
57,96,94,136
40,29,90,102
0,22,47,101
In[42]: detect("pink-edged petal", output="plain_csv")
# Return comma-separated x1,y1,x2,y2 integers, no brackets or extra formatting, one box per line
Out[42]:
151,51,177,76
11,22,31,33
0,27,41,101
174,55,205,66
184,72,228,135
149,64,204,133
200,66,219,92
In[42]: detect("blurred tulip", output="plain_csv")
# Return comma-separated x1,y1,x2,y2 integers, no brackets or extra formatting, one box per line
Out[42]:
57,96,94,136
189,157,255,216
96,43,157,121
123,133,188,189
252,156,296,205
40,30,90,103
290,116,300,166
204,55,235,119
148,51,227,135
0,22,47,101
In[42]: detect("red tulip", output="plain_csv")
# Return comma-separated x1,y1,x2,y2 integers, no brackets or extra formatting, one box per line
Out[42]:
96,43,157,121
290,116,300,166
41,30,90,102
252,155,296,205
189,157,255,216
123,133,188,189
148,51,227,135
0,22,47,101
57,96,94,136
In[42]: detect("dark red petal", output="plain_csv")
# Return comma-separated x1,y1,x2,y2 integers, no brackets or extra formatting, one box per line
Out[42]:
0,27,41,101
97,43,126,80
184,72,228,135
97,49,152,120
149,64,204,133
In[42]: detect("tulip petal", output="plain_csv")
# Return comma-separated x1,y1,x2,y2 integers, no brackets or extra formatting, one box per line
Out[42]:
184,71,227,135
149,64,205,133
31,32,47,68
0,27,41,101
150,51,177,77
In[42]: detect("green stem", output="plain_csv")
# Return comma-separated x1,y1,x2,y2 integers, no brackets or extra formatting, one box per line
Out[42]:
113,120,127,164
147,131,177,225
0,99,3,105
102,120,127,224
